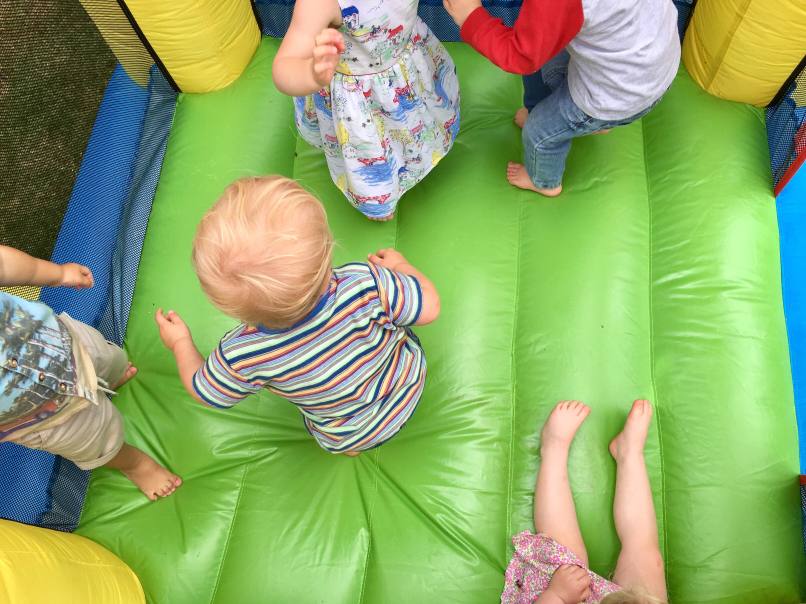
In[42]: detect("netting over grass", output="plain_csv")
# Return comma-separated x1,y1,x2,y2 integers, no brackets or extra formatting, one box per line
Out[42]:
0,1,115,263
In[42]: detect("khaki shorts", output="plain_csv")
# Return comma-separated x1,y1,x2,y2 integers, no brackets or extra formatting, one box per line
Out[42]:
6,314,129,470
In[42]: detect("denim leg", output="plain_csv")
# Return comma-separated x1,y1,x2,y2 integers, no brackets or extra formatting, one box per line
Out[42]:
522,79,592,189
522,72,552,111
522,51,570,111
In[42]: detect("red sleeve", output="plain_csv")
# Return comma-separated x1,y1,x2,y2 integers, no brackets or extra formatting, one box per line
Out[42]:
460,0,584,75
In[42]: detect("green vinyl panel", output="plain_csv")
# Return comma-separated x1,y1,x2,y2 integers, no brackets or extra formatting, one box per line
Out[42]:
77,37,803,604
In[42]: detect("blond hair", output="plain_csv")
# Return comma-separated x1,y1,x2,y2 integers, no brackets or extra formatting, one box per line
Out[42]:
601,589,666,604
193,176,333,329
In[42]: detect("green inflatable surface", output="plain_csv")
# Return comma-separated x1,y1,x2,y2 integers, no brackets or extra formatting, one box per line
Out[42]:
77,38,803,603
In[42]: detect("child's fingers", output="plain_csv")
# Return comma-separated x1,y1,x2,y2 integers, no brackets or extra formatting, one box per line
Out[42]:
316,28,343,49
313,44,338,60
368,254,382,264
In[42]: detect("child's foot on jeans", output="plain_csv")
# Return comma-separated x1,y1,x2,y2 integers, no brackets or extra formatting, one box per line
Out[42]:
609,399,652,462
514,107,529,129
541,400,590,454
506,162,563,197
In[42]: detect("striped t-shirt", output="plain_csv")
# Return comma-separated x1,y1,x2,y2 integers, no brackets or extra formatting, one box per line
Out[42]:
193,263,426,453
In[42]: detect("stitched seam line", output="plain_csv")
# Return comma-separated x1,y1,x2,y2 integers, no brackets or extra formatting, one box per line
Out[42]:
506,191,524,543
357,448,382,603
357,208,399,603
209,462,250,603
641,118,670,573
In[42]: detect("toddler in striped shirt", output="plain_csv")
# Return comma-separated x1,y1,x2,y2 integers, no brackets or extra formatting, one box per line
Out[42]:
156,176,440,455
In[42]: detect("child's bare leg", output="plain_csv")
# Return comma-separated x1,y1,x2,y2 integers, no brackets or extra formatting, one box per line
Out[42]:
105,443,182,502
535,400,591,566
610,400,667,601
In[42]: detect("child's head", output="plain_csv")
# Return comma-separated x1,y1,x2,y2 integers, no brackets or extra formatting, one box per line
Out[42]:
193,176,334,329
601,589,666,604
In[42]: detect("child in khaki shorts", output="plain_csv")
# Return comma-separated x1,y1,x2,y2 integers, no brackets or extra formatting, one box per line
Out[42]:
0,244,181,501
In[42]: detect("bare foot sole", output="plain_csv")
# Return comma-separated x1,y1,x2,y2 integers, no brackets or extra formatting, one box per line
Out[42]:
541,400,591,453
368,214,395,222
506,162,563,197
113,363,138,390
514,107,529,129
609,399,653,462
123,455,182,501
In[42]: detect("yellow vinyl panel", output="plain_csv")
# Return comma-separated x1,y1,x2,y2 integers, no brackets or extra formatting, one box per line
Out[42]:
683,0,806,106
0,519,145,604
124,0,261,93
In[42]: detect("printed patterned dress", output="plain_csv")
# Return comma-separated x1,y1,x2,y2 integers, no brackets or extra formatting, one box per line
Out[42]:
501,531,622,603
295,0,460,220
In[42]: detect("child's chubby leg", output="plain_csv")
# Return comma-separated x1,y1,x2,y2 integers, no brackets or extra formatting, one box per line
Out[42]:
534,400,591,566
610,400,667,602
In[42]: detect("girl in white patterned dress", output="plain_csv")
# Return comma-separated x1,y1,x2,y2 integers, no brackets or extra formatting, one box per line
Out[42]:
273,0,460,221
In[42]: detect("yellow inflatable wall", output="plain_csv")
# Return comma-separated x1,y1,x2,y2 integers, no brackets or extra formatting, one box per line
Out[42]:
683,0,806,106
0,519,145,604
122,0,261,93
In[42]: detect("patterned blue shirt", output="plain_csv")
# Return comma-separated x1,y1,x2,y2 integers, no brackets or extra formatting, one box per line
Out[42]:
0,292,78,437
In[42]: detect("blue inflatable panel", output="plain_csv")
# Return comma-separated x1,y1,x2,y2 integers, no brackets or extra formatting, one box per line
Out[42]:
0,446,56,525
40,64,148,331
778,163,806,470
0,65,148,530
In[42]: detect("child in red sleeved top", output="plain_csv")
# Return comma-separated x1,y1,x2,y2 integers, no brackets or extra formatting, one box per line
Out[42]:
444,0,680,197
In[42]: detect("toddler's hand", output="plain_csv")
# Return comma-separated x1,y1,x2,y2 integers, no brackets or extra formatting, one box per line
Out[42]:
443,0,482,28
312,28,345,87
155,308,192,352
545,565,591,604
59,263,94,289
368,248,409,272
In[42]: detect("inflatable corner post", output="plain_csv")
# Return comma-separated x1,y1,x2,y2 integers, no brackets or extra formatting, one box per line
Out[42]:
83,0,261,93
0,519,145,603
683,0,806,106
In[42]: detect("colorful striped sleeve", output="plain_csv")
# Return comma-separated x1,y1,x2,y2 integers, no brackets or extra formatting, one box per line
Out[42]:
368,263,423,327
192,343,262,408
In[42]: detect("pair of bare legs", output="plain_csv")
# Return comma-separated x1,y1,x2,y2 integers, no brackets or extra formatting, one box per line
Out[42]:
507,108,610,198
101,364,182,501
537,399,667,601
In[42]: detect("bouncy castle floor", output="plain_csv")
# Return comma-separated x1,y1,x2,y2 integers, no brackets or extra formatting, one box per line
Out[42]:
77,38,802,603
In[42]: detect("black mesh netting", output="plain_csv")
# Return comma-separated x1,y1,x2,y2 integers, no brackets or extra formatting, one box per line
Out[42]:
768,58,806,188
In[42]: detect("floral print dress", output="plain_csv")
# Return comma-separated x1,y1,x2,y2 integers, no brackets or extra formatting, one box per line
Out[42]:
501,531,622,604
294,0,460,219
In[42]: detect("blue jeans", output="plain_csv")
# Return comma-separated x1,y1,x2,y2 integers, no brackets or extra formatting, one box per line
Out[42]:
521,52,658,189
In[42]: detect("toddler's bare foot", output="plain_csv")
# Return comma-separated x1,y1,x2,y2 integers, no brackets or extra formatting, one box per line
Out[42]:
112,363,138,390
506,162,562,197
540,400,590,454
122,454,182,501
343,450,361,457
609,399,652,462
514,107,529,128
368,213,394,222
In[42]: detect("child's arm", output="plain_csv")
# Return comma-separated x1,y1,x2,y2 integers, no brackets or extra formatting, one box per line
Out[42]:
272,0,345,96
0,244,94,289
443,0,583,75
155,309,204,403
368,248,440,325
